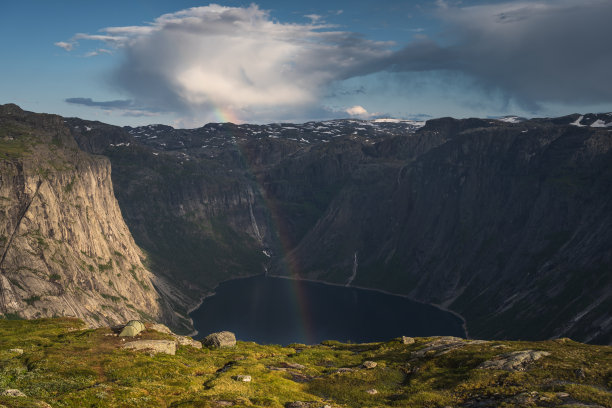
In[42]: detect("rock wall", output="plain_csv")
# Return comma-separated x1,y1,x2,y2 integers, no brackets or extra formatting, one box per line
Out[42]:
0,104,189,330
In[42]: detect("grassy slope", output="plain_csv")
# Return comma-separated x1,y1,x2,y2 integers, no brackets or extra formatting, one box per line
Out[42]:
0,319,610,408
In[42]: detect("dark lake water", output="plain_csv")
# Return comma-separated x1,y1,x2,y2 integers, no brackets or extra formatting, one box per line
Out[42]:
190,275,465,345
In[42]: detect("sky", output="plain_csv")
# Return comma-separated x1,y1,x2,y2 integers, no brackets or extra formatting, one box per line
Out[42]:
1,0,611,127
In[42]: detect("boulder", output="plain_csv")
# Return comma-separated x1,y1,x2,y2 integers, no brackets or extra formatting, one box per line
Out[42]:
8,348,23,355
1,389,26,397
401,336,415,345
285,402,308,408
122,340,176,355
234,375,251,382
175,335,202,349
362,361,377,369
149,323,202,349
203,331,236,347
365,389,378,395
149,323,172,334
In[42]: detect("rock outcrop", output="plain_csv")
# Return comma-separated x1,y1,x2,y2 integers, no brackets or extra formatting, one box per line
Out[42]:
0,104,188,331
478,350,551,371
122,339,176,355
203,331,236,347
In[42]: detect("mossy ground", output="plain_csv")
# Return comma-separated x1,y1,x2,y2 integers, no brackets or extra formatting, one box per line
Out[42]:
0,318,610,407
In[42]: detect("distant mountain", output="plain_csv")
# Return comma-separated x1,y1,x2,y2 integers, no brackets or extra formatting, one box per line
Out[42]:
2,103,611,344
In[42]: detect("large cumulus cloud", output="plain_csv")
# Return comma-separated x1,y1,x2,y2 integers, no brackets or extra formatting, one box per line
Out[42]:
60,1,612,122
62,4,392,122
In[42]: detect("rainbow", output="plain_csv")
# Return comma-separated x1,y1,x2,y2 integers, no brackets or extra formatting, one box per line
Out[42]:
217,114,318,343
212,106,241,124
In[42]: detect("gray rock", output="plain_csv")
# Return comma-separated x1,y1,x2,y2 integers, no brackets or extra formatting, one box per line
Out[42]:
285,402,308,408
149,323,202,349
362,361,377,369
1,389,26,397
174,335,203,349
234,375,251,382
203,331,236,347
8,348,23,355
365,389,378,395
149,323,172,334
122,340,176,355
283,362,306,370
478,350,550,371
401,336,415,345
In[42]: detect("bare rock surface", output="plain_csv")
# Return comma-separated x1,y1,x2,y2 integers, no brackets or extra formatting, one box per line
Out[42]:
122,340,176,355
412,337,484,357
149,323,202,348
0,105,189,331
401,336,415,345
203,331,236,347
1,389,26,397
478,350,551,371
362,361,377,369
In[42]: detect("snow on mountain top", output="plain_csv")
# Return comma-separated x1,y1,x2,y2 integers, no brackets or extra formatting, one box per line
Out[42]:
497,116,523,124
372,118,402,123
590,119,612,128
370,118,426,127
570,115,586,127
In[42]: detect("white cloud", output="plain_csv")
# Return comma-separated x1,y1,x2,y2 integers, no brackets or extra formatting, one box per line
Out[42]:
54,41,74,51
345,105,369,117
84,48,113,57
304,14,322,23
59,4,392,122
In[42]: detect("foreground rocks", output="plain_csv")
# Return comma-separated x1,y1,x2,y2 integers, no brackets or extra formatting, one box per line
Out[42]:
122,340,176,355
1,389,26,397
203,331,236,347
149,323,202,349
478,350,551,371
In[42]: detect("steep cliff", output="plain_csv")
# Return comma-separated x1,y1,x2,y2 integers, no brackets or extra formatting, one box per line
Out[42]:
0,104,191,330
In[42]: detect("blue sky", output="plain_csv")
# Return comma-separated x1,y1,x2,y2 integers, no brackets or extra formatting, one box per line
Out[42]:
1,0,611,127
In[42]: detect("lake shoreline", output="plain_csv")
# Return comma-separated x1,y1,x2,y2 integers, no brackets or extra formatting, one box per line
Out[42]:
189,273,469,341
267,273,470,340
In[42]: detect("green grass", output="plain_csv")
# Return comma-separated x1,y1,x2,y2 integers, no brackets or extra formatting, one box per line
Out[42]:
0,319,610,408
98,259,113,272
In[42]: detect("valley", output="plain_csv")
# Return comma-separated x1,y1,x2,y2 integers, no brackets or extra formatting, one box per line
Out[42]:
1,103,611,344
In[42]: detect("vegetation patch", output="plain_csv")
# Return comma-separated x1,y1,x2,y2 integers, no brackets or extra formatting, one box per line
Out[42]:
98,259,113,272
0,319,609,408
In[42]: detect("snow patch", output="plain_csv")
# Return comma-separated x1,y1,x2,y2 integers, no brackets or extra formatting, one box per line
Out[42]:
497,116,522,124
372,118,401,123
570,115,586,127
590,119,612,128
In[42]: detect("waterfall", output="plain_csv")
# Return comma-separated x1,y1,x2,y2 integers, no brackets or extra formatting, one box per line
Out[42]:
346,251,358,286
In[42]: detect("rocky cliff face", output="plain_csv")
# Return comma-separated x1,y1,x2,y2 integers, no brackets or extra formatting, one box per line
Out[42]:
0,104,190,330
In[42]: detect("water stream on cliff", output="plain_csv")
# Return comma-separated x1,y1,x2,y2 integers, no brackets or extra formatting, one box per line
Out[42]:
190,275,465,345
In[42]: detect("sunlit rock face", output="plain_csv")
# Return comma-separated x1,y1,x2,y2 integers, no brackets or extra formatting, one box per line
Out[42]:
0,104,189,331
